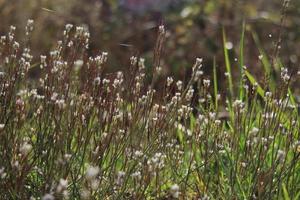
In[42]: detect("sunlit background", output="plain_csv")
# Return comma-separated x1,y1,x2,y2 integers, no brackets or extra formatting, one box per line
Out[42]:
1,0,299,92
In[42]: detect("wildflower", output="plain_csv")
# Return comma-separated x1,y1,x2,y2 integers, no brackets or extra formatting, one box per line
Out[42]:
280,67,290,83
42,194,54,200
202,194,210,200
13,41,20,50
170,184,180,198
265,91,272,99
176,80,183,91
116,171,126,185
249,127,259,135
131,171,141,179
232,100,244,110
55,99,66,109
65,23,73,31
209,112,216,120
277,150,286,162
215,120,221,126
294,141,300,153
93,77,101,85
0,124,4,130
225,41,233,50
241,162,247,168
0,167,6,179
186,87,194,101
203,79,210,87
196,57,203,66
81,189,90,200
20,141,32,156
167,77,173,87
74,60,83,70
195,70,203,80
56,178,68,193
25,19,34,35
85,166,99,180
159,25,165,34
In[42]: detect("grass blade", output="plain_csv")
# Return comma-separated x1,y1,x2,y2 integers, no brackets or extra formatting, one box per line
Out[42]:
223,28,234,98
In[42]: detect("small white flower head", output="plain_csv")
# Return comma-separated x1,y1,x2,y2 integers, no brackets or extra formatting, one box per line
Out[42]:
13,41,20,50
284,0,290,6
86,165,99,180
42,194,54,200
176,80,183,91
65,24,73,33
159,25,165,34
93,77,101,85
195,57,203,66
280,67,290,83
40,55,47,63
215,120,221,126
25,19,34,35
277,150,286,162
167,77,174,87
74,59,84,70
20,142,32,156
81,189,90,199
225,41,233,50
203,79,210,87
209,112,216,120
265,91,272,99
131,171,141,180
55,99,66,109
294,141,300,153
170,184,180,198
241,162,247,168
250,127,259,135
0,167,6,179
116,171,126,185
56,178,68,193
0,124,5,130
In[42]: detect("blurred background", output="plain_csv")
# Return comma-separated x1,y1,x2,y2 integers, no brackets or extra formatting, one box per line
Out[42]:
0,0,299,92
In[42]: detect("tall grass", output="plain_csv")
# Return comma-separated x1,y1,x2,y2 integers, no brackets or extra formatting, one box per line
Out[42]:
0,21,299,200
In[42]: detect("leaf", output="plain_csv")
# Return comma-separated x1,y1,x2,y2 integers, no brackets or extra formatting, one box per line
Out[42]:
222,28,234,98
244,70,265,98
239,21,245,99
282,183,291,200
213,57,218,109
251,30,276,91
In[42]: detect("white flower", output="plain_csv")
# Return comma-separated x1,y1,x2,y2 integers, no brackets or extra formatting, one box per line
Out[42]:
86,166,99,180
74,60,84,70
20,142,32,155
42,194,54,200
250,127,259,135
170,184,180,198
225,41,233,50
56,178,68,193
167,77,174,87
203,79,210,87
176,81,183,90
0,124,4,130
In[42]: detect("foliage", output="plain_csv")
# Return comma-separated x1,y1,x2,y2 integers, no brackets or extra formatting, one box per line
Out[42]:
0,20,299,199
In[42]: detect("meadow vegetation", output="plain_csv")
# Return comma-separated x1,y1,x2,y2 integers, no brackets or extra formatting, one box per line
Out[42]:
0,9,300,200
